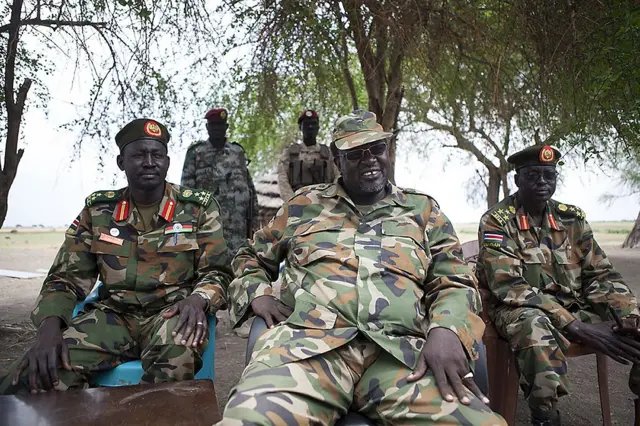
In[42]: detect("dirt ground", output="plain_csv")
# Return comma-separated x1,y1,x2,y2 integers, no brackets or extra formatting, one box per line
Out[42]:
1,234,639,425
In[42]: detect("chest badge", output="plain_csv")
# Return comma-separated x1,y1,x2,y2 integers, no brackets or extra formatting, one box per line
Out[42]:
164,223,194,235
110,228,120,237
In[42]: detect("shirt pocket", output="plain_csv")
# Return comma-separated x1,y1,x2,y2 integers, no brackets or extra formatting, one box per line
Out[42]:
90,235,131,288
289,220,345,267
380,220,429,282
520,247,544,288
146,230,199,285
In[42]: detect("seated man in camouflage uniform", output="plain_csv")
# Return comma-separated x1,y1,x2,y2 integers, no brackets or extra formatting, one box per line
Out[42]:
0,119,232,395
219,110,505,425
476,145,640,426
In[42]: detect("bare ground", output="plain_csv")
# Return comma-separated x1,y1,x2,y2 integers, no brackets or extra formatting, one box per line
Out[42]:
1,244,640,425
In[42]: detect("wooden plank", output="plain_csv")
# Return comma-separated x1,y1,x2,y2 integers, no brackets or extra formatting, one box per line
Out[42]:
0,380,220,425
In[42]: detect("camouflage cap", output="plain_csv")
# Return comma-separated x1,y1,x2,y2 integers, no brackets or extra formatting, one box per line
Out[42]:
508,145,562,170
332,110,393,150
115,118,170,151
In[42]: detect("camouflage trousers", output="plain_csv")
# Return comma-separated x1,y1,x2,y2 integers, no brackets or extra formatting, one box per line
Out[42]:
491,304,625,412
0,305,204,395
218,333,506,426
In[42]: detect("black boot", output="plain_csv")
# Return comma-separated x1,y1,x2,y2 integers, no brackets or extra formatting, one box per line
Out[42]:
634,398,639,426
531,408,561,426
629,363,640,395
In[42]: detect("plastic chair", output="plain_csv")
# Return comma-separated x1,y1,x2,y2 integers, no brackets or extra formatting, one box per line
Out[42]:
461,240,612,426
73,283,216,386
246,316,490,426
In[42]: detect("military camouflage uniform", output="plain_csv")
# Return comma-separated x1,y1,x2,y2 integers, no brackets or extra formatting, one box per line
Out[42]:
0,183,232,394
477,194,639,411
277,142,339,201
181,140,259,255
219,182,505,425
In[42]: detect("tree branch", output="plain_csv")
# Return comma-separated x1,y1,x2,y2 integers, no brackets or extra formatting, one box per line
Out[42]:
0,19,108,33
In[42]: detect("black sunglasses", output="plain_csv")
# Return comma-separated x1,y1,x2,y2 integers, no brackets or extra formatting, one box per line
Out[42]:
522,170,559,182
341,141,387,162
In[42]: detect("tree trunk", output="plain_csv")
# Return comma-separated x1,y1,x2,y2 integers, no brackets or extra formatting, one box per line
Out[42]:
1,0,29,228
487,168,501,208
622,210,640,249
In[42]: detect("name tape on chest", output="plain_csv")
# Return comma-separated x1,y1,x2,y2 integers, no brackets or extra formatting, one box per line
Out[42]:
99,233,124,246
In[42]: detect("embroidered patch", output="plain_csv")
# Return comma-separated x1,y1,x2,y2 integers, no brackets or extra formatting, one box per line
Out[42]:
66,217,80,235
164,223,194,235
99,233,124,246
483,232,506,248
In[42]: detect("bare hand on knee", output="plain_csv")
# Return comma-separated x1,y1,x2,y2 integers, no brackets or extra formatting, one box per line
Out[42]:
251,296,292,328
407,327,489,406
566,320,640,365
163,294,209,347
13,316,71,393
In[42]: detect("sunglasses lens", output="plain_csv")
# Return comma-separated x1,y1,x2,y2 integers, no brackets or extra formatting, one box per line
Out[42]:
345,151,363,161
370,143,387,155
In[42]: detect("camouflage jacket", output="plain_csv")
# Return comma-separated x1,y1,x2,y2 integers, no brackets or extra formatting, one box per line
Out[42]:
229,182,484,369
477,194,639,329
276,142,339,201
181,140,259,255
31,183,233,327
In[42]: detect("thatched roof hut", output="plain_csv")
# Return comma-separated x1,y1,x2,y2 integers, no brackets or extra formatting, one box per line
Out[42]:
255,174,283,228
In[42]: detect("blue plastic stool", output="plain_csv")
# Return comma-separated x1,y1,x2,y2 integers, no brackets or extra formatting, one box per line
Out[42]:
72,283,215,386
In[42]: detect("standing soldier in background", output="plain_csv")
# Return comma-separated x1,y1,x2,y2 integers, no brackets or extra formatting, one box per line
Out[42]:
182,108,259,256
277,109,338,201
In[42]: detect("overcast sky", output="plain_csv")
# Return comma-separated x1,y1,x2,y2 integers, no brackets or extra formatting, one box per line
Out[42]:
4,46,639,228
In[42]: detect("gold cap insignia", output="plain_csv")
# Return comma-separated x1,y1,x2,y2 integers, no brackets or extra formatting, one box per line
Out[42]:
305,110,313,117
144,121,162,137
220,110,227,119
540,145,555,163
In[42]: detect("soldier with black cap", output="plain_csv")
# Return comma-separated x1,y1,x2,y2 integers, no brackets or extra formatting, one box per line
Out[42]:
181,107,259,257
0,118,233,395
276,109,339,201
476,144,640,425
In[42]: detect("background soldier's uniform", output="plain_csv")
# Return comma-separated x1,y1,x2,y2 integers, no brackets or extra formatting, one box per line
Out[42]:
181,140,258,256
477,188,639,411
277,142,338,201
220,110,505,426
0,183,232,394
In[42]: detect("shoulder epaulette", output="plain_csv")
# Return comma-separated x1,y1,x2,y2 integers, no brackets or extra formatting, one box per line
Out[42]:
488,202,516,226
402,187,439,208
187,140,205,150
85,189,123,208
554,201,586,220
177,188,213,208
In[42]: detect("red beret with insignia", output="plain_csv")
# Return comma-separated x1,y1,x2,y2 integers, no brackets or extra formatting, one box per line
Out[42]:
298,109,319,125
205,108,228,123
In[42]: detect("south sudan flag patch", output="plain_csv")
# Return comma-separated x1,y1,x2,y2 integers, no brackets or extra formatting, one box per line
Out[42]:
483,232,506,248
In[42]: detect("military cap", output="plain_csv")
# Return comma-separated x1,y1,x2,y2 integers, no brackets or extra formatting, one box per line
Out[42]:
508,145,562,170
205,108,228,122
115,118,170,151
332,110,393,151
298,109,319,124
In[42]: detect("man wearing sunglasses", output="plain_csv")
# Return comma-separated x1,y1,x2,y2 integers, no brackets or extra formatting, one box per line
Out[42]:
477,145,640,426
218,110,505,425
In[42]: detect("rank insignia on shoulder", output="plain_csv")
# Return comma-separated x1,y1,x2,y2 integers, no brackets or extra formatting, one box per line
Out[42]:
178,189,213,208
86,189,122,207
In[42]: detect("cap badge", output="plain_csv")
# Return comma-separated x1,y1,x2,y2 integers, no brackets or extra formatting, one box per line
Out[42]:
144,121,162,137
540,145,555,162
